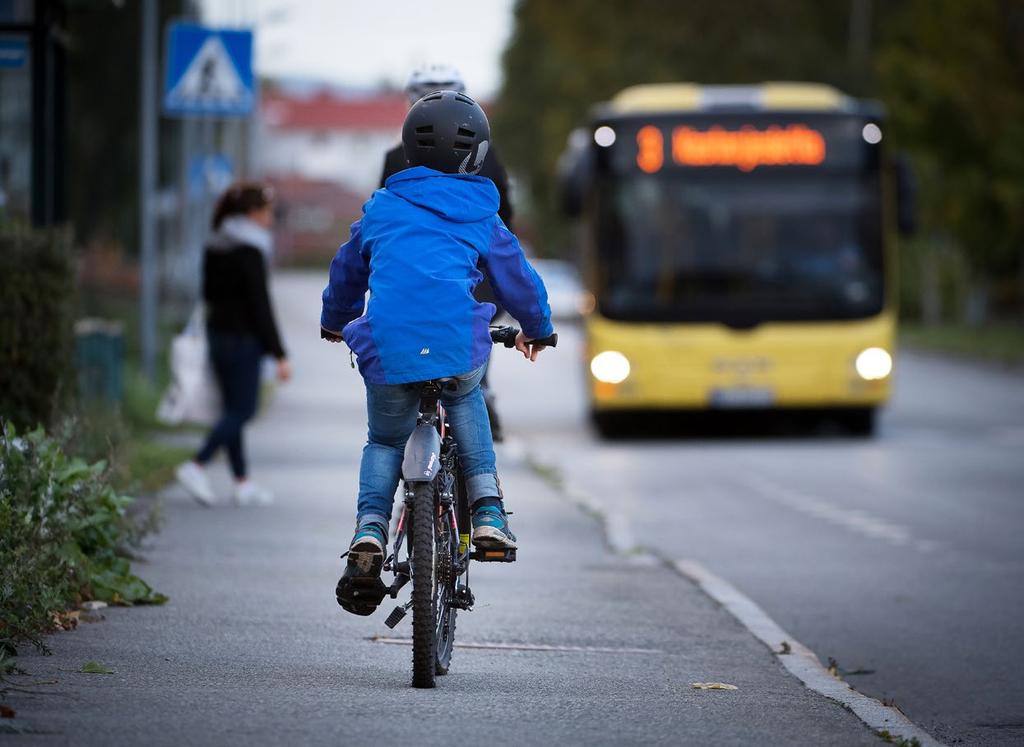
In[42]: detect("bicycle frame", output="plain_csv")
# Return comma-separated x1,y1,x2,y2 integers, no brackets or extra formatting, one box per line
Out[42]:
384,386,473,609
370,327,555,685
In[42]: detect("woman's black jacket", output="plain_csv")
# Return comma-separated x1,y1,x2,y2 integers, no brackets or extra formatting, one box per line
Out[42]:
203,243,286,359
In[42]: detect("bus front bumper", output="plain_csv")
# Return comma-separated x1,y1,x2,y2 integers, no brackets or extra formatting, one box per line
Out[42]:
586,314,895,411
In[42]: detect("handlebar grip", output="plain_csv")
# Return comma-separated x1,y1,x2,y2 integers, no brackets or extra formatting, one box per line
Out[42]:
321,327,343,342
530,333,558,348
488,326,558,348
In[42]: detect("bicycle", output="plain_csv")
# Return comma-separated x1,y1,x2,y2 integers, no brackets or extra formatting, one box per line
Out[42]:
338,325,557,688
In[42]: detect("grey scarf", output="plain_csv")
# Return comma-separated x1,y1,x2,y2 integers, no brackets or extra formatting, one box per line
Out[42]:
208,215,273,259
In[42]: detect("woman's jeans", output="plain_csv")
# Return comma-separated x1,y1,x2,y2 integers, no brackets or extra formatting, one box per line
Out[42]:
357,365,498,531
195,332,263,479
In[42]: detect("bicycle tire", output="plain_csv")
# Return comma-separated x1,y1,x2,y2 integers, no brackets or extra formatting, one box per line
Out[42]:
410,482,437,688
435,513,456,675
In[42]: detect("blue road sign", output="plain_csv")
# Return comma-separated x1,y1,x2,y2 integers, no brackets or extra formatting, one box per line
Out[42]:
0,37,28,69
164,22,254,117
188,154,234,199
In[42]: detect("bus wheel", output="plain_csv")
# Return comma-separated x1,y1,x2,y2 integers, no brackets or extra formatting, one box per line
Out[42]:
844,408,877,437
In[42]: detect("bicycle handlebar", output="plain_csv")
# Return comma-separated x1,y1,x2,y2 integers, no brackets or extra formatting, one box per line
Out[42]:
490,325,558,349
324,324,556,350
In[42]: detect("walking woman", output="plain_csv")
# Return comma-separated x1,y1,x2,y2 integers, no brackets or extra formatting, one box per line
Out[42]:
176,182,290,506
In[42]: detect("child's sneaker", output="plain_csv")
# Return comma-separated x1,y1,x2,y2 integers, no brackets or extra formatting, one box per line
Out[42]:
471,504,517,549
336,523,389,616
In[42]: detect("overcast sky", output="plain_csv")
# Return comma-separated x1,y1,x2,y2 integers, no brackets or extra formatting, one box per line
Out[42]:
199,0,518,97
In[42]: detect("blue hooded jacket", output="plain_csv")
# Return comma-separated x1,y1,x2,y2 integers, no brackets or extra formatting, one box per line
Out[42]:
321,167,553,385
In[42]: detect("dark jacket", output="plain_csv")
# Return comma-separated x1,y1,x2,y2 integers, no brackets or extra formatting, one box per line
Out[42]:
379,142,514,230
322,167,551,385
203,238,286,360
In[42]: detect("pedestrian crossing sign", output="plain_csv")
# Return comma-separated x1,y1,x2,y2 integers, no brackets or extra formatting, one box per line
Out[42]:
164,22,254,117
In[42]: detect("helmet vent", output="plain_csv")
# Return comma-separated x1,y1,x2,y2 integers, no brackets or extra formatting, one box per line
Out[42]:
423,92,444,102
457,127,475,137
455,93,474,105
417,138,435,148
415,125,433,134
453,141,472,151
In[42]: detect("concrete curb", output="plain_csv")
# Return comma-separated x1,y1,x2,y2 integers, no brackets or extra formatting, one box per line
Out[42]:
673,559,944,747
522,445,944,747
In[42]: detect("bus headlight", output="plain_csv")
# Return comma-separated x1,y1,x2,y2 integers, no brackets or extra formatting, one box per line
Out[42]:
591,351,631,384
855,347,892,380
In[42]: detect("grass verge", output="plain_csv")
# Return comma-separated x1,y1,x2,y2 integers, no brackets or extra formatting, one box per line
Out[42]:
1,424,168,661
899,322,1024,366
1,296,192,661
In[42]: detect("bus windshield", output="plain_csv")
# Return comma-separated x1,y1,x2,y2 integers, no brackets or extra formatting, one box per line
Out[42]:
594,174,883,325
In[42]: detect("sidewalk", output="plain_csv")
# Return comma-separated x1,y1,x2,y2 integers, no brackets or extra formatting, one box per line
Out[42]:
2,272,881,746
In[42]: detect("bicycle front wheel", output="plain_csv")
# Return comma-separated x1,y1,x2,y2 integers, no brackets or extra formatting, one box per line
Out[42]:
410,482,437,688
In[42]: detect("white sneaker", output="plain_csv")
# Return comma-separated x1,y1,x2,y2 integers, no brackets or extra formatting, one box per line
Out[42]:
176,461,216,506
234,480,274,506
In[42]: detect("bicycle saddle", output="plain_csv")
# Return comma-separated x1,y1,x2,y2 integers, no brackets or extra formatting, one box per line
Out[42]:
410,377,459,393
436,377,459,392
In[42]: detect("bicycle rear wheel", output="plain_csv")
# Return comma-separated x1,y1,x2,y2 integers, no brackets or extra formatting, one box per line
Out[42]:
435,511,457,675
410,482,437,688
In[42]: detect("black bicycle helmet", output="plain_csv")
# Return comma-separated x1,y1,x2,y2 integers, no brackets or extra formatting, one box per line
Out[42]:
402,90,490,175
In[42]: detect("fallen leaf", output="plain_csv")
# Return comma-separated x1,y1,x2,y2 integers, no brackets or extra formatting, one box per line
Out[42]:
778,641,792,654
51,610,79,631
79,662,114,675
691,682,738,690
0,705,15,718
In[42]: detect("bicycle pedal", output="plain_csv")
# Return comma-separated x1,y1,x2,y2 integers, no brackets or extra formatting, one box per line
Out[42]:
384,605,408,629
454,584,475,610
470,547,517,563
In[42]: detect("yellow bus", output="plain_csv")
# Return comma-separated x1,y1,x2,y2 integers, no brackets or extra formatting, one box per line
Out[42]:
560,83,915,436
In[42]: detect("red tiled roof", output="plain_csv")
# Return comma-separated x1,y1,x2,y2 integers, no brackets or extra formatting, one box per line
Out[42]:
262,90,408,131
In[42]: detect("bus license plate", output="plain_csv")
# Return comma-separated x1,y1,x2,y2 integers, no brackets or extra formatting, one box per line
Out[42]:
710,387,775,408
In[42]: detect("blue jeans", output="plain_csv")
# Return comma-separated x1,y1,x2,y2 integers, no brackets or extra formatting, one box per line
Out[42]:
357,365,498,530
195,332,263,479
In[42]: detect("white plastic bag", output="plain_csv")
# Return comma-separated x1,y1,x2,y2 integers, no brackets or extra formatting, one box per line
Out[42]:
156,306,222,426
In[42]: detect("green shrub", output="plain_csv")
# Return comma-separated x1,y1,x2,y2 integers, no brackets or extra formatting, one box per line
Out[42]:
0,422,165,653
0,227,75,430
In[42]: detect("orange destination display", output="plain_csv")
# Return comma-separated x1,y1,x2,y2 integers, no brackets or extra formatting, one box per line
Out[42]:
635,123,827,173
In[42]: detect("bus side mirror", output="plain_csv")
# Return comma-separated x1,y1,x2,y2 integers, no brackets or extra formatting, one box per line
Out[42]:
893,153,918,237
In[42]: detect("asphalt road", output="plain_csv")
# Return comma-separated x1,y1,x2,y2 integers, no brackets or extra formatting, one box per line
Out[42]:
1,273,889,746
491,321,1024,746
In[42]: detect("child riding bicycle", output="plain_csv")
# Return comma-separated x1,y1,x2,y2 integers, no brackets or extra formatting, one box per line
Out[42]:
320,90,553,616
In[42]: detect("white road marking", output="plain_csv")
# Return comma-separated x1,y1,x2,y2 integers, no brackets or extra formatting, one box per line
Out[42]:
521,440,942,742
673,559,945,747
369,637,661,654
743,476,937,553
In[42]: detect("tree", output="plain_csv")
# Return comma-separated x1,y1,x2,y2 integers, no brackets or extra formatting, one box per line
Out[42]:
497,0,1024,318
495,0,856,255
876,0,1024,319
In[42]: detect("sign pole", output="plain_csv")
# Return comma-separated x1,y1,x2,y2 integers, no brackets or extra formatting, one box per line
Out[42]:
139,0,159,381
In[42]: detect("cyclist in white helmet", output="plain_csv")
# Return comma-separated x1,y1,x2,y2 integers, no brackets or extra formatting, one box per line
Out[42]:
379,64,515,440
381,65,514,227
405,63,466,101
